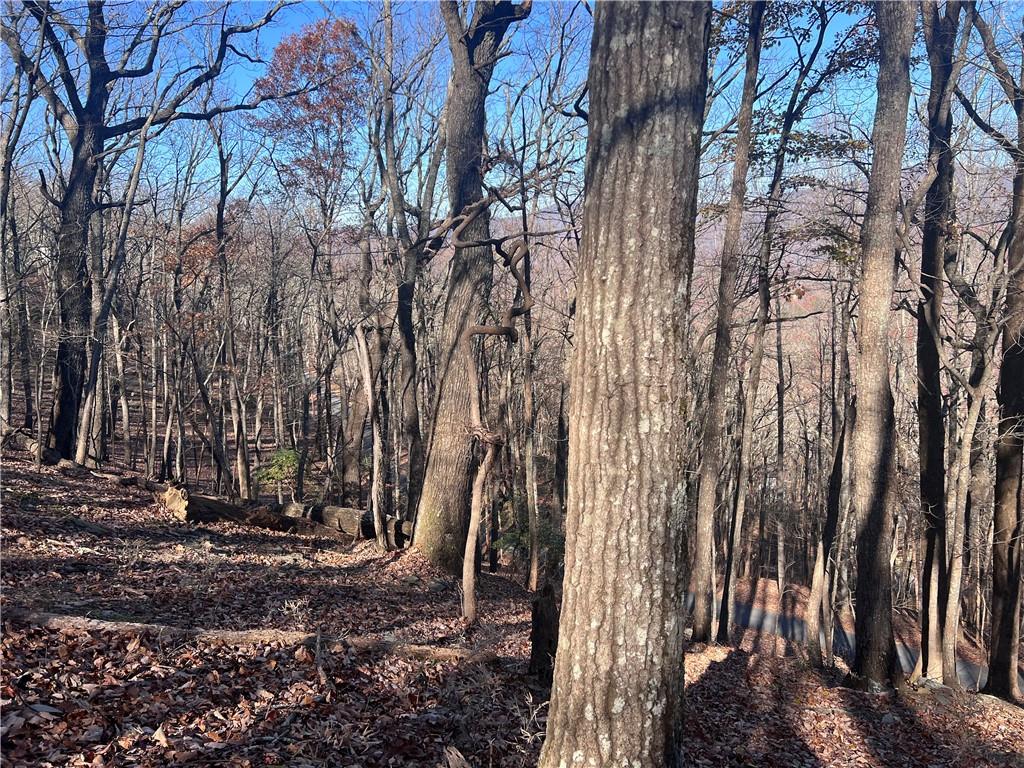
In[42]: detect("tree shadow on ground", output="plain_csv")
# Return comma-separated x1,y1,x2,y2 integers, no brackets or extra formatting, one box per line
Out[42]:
1,619,543,767
684,647,825,767
829,683,1024,768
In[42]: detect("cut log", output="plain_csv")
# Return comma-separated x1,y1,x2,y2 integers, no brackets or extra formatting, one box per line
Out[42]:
2,429,60,465
278,502,369,536
5,610,496,664
153,488,414,546
155,487,347,540
278,502,414,547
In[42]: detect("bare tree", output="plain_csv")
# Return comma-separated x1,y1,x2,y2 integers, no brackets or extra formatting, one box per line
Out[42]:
414,0,531,573
690,0,765,644
1,0,292,458
538,2,710,765
849,0,915,690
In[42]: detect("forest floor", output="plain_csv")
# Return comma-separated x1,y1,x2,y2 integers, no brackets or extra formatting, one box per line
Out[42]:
2,450,1023,767
724,573,1003,675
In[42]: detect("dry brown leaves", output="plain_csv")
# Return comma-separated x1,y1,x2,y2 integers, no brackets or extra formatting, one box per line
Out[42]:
2,453,1021,767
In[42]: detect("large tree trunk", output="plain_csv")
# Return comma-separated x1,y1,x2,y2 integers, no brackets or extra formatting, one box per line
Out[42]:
76,119,154,468
984,179,1024,701
414,0,530,574
916,0,963,684
538,3,709,766
849,0,915,690
51,121,103,459
691,0,764,644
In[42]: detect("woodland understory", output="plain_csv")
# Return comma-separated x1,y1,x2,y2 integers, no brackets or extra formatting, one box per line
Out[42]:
2,456,1022,767
2,0,1024,766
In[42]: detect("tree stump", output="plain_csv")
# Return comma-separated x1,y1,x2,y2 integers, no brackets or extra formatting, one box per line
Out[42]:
529,582,560,686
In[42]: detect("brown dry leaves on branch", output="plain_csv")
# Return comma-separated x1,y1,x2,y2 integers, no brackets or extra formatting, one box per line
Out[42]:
2,452,1022,767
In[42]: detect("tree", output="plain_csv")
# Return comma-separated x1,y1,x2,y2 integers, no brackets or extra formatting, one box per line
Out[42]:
538,2,710,765
690,0,766,645
848,0,915,690
368,0,446,522
957,7,1024,702
0,0,292,459
254,14,367,504
414,0,532,573
915,0,965,685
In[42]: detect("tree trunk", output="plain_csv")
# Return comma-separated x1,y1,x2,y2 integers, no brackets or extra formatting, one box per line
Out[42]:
553,382,568,521
806,403,849,666
916,0,963,683
462,440,499,624
691,0,765,644
51,121,103,458
396,275,424,520
849,0,914,689
529,582,559,686
341,384,366,506
538,3,709,765
943,388,990,687
984,179,1024,701
414,0,530,574
356,322,391,551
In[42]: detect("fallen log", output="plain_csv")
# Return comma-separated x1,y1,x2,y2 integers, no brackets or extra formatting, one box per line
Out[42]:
154,488,414,547
89,471,168,493
5,610,496,664
155,487,349,540
278,502,413,548
278,502,370,536
2,429,60,465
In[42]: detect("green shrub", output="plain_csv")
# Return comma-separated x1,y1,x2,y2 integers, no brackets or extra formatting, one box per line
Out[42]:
255,449,300,486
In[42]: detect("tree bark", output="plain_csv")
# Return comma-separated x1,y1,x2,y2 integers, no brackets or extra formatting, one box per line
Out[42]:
414,0,531,574
849,0,914,690
806,401,850,666
985,166,1024,702
51,119,102,459
538,3,709,765
916,0,964,683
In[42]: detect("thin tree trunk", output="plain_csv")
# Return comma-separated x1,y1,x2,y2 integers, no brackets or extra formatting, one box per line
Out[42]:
943,388,990,687
806,402,850,666
692,0,765,643
916,0,964,683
